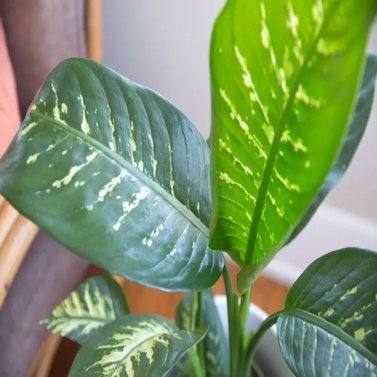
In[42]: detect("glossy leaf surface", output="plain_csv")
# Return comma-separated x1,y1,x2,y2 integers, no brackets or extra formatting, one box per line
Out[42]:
43,275,129,344
176,291,229,377
209,0,377,267
287,54,377,243
0,58,224,291
277,248,377,376
68,314,207,377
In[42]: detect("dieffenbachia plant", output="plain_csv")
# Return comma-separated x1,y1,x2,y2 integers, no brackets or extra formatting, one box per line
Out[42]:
0,0,376,376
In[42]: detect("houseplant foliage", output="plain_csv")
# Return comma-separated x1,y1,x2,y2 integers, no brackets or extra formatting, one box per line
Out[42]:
0,0,376,376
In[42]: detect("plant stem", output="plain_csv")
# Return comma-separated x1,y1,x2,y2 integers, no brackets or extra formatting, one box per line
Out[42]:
239,311,283,377
222,264,239,377
187,348,205,377
190,293,198,332
239,286,253,348
196,291,206,376
188,292,205,377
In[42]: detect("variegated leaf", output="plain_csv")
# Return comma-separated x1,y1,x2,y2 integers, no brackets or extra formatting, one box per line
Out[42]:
68,314,207,377
277,248,377,376
238,54,377,293
287,54,377,243
209,0,377,269
0,58,224,291
43,275,129,344
176,291,229,377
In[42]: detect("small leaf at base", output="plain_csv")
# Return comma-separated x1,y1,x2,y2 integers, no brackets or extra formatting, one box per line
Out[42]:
43,275,129,344
277,248,377,376
68,314,207,377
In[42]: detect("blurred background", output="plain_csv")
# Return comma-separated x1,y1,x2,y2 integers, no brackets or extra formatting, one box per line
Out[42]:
103,0,377,285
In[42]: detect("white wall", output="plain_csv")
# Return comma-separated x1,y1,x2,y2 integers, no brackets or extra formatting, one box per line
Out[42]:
327,26,377,221
103,2,377,283
103,0,224,137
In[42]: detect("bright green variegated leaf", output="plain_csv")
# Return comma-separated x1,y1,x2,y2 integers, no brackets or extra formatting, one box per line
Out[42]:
209,0,377,267
68,314,207,377
287,54,377,243
176,291,229,377
43,275,129,344
277,248,377,376
0,58,224,291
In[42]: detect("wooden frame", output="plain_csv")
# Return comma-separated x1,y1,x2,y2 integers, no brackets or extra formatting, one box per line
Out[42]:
0,1,102,376
85,0,103,62
0,197,38,308
0,0,103,312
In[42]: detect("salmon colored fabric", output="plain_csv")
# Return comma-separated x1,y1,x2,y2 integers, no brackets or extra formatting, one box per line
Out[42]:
0,20,20,157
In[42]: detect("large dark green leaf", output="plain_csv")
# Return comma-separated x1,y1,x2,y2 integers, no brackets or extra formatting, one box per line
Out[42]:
277,248,377,376
209,0,377,268
43,275,129,344
0,58,224,291
176,291,229,377
287,54,377,243
68,314,207,377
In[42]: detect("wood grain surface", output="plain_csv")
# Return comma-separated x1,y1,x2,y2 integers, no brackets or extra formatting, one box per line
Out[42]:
85,0,103,61
0,198,38,309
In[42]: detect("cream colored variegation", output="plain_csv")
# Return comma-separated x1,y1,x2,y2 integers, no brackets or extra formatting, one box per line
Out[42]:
176,292,230,377
45,285,114,335
43,276,129,344
210,0,377,269
0,58,224,292
68,314,207,377
87,319,176,375
277,248,377,376
278,315,377,376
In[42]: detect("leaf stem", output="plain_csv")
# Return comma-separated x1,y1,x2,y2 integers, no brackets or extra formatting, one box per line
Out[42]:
190,293,198,332
239,311,283,377
222,264,239,377
188,292,206,377
187,348,205,377
196,291,206,376
239,286,253,348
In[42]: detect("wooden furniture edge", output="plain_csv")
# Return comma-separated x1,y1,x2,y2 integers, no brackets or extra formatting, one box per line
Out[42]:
0,197,39,309
27,333,62,377
85,0,103,61
24,2,103,375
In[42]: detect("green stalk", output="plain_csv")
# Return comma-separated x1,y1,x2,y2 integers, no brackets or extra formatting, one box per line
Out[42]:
190,293,198,331
239,311,283,377
234,294,241,373
188,292,205,377
187,348,205,377
239,286,253,348
196,291,206,376
222,264,239,377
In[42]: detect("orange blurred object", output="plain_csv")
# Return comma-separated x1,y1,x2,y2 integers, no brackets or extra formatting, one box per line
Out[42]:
0,20,20,157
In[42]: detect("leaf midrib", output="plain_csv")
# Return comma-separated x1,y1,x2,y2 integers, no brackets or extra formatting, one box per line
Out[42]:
107,328,173,377
32,110,209,238
282,308,377,366
245,2,339,264
48,314,111,324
